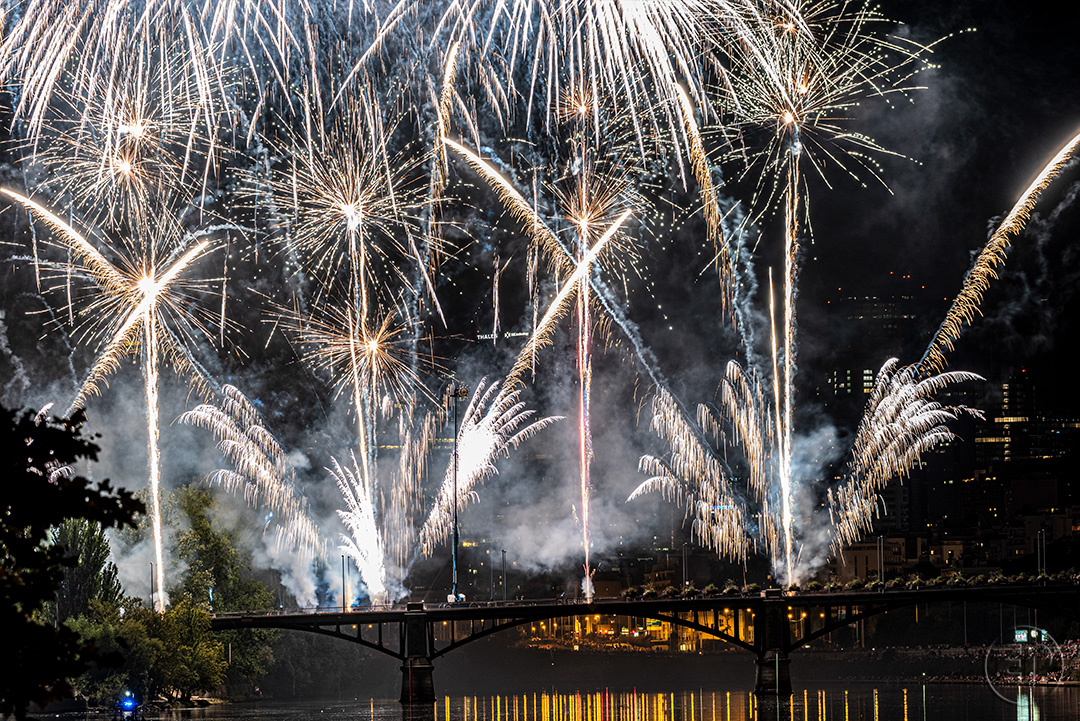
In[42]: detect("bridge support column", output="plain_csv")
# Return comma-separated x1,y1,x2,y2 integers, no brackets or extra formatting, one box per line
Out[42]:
400,656,435,704
754,599,792,695
400,603,435,704
754,651,791,695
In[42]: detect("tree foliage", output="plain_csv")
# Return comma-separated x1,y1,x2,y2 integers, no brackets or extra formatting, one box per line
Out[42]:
174,485,280,686
66,596,226,704
49,518,124,623
0,405,143,720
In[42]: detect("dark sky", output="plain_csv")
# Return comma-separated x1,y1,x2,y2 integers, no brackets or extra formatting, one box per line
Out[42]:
798,0,1080,413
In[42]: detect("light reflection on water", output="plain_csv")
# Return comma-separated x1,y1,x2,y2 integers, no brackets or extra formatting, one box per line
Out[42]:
161,686,1078,721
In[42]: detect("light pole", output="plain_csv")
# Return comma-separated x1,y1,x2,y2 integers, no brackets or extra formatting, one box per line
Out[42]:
877,536,884,585
502,549,507,603
447,380,469,602
1037,528,1046,576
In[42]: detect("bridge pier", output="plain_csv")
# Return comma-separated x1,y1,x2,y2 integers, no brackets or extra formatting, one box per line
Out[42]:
400,656,435,704
400,603,435,704
754,651,791,695
754,599,792,695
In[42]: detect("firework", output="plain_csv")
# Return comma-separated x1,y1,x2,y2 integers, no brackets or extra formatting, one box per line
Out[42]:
427,0,765,156
828,359,983,549
331,453,389,604
246,76,439,542
631,385,754,564
1,188,225,611
20,31,227,235
251,82,430,298
920,130,1080,374
654,0,937,581
179,384,323,559
418,378,561,556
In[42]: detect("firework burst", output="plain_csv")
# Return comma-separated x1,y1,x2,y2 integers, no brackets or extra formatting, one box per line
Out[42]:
1,188,227,611
20,33,228,235
418,378,561,556
179,385,324,559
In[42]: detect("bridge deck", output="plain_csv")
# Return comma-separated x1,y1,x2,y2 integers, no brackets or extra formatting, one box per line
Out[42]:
211,582,1080,628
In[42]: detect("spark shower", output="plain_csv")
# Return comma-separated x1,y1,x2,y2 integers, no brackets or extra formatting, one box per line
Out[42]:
1,0,1077,605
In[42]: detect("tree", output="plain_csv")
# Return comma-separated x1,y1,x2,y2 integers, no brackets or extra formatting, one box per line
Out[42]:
149,600,227,702
64,598,148,704
174,485,279,687
0,404,143,720
49,518,124,623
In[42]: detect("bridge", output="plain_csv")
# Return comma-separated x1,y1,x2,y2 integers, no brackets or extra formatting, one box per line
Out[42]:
210,583,1080,703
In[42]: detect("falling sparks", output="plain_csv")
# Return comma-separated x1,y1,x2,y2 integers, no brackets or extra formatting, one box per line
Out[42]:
179,385,324,560
3,0,1071,603
829,360,984,549
418,379,561,556
1,188,224,611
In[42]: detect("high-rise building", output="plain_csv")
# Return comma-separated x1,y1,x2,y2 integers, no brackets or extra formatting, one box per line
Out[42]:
820,287,923,532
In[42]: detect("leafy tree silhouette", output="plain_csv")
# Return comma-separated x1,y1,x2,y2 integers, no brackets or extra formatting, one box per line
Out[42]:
0,405,143,720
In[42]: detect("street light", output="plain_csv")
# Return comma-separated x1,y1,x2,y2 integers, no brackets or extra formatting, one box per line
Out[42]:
446,380,469,603
877,536,884,587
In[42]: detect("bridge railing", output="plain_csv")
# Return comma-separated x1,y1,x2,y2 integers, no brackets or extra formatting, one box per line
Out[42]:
209,580,1080,618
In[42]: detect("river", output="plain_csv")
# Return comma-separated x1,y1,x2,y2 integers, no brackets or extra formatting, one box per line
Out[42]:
153,685,1077,721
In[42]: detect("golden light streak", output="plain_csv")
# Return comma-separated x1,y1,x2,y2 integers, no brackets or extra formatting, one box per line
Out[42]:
920,129,1080,373
506,209,633,386
443,137,573,280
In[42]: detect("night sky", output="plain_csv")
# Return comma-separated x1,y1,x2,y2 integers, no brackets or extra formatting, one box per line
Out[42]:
1,0,1078,599
801,0,1080,412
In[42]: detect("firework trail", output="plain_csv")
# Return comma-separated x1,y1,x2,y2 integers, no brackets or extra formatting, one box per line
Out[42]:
0,2,233,144
417,378,561,556
331,453,389,604
632,0,936,581
920,129,1080,374
0,0,381,145
631,385,754,564
441,138,639,383
505,205,630,594
1,189,224,611
827,360,983,550
445,98,650,596
426,0,771,160
179,385,323,559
